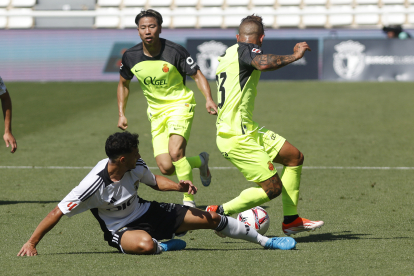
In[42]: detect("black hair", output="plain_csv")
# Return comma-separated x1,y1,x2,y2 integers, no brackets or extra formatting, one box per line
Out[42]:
135,9,163,26
105,132,139,160
383,25,403,36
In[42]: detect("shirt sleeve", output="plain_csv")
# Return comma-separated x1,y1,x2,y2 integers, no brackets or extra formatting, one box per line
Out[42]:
120,52,134,80
57,176,103,217
139,166,157,186
176,46,200,76
0,77,7,96
238,43,263,70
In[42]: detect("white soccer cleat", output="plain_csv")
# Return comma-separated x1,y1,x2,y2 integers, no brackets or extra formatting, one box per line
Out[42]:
199,152,212,187
183,200,196,208
282,217,325,236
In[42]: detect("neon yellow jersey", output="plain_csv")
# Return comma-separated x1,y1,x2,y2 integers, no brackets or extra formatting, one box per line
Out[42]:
120,39,198,116
216,42,263,135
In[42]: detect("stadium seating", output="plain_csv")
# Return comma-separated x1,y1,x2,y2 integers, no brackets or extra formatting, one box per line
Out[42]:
0,0,413,29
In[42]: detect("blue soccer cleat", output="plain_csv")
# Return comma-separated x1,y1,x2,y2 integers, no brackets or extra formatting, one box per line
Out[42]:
159,239,187,252
264,237,297,250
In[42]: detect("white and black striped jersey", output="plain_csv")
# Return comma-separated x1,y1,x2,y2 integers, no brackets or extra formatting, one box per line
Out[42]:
0,76,7,95
58,158,157,234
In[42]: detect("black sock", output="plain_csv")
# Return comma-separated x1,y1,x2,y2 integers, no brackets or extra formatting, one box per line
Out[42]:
283,215,299,224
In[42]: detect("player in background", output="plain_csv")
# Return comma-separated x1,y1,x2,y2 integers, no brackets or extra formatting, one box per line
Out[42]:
17,132,296,256
117,9,218,208
207,15,324,236
0,76,17,153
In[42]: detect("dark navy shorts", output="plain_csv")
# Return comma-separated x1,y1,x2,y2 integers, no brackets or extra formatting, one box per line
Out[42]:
108,201,189,252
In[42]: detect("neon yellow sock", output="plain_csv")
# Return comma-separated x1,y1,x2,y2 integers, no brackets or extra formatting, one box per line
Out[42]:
281,165,302,216
222,186,270,216
172,157,194,202
187,155,202,169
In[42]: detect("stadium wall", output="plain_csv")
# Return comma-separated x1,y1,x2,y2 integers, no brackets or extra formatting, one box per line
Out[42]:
1,28,413,82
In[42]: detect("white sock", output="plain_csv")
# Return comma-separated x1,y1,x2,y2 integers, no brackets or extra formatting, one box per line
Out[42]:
153,238,163,254
215,215,269,247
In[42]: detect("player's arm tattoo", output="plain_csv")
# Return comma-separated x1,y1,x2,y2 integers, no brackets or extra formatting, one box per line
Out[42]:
261,174,282,200
251,54,297,71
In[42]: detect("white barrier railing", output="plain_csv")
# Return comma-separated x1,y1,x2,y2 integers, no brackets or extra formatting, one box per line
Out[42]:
1,8,413,28
1,8,414,16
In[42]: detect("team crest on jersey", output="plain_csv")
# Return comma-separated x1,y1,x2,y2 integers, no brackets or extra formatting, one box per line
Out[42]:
268,161,274,171
252,48,262,54
162,64,169,73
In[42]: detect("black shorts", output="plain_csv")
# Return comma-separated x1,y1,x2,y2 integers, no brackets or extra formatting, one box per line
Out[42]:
108,201,189,252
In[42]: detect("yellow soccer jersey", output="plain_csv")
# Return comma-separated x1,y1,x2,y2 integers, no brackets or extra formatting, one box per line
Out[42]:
120,39,198,117
215,42,263,136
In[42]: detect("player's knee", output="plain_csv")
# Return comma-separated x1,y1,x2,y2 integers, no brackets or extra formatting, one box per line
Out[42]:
297,152,304,166
157,162,175,175
159,166,175,175
289,151,304,166
128,236,156,255
169,151,184,162
169,146,185,162
207,211,222,228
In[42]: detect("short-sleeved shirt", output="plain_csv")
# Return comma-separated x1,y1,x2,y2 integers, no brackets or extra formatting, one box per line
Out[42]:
0,76,7,96
58,158,157,236
215,42,263,136
120,39,199,117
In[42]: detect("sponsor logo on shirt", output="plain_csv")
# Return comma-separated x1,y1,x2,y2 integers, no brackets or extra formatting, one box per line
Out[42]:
143,76,167,86
67,202,78,211
268,161,274,171
186,56,198,69
106,195,136,211
162,64,169,73
252,48,262,54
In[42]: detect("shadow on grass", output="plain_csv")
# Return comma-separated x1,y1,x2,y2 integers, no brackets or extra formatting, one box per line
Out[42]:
0,200,59,205
51,251,120,255
267,231,409,243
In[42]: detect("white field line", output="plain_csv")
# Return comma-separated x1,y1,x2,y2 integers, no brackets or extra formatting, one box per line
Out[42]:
1,166,414,170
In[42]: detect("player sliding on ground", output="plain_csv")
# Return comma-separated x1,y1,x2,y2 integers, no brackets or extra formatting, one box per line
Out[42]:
18,132,296,257
207,15,324,236
117,9,217,208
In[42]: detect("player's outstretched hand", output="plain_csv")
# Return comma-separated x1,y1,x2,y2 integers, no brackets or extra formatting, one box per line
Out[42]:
3,132,17,153
206,99,218,115
293,42,311,60
178,180,198,195
17,242,38,257
118,116,128,130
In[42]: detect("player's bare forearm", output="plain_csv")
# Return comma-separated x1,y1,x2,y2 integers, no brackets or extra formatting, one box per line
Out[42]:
252,42,311,71
1,91,16,152
191,70,218,115
117,76,131,130
252,54,297,71
18,206,64,256
1,91,12,133
152,175,197,194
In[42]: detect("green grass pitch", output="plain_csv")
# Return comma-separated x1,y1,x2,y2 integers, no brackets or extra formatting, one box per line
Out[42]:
1,81,413,275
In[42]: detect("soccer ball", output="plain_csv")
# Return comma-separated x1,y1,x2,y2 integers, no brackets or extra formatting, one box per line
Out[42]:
237,206,270,235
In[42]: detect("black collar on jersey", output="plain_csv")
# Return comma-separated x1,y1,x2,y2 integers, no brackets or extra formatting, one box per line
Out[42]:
97,162,114,187
142,38,166,61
